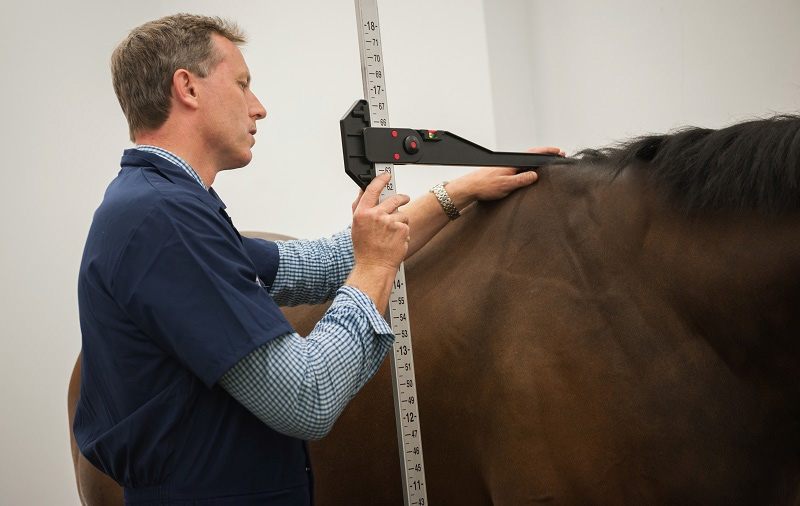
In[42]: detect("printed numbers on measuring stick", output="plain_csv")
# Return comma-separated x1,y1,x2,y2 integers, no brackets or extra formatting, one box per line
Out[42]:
357,2,427,503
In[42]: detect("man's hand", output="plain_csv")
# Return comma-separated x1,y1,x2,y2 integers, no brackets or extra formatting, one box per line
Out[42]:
445,146,565,206
345,173,410,312
395,146,565,260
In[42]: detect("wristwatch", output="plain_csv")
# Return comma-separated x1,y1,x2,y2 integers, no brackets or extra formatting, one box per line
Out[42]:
429,182,460,220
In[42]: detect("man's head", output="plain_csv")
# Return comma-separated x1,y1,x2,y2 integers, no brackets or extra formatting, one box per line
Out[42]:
112,13,267,173
112,14,246,142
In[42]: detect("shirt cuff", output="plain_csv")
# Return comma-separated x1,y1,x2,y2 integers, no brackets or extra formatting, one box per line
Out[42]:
335,285,394,337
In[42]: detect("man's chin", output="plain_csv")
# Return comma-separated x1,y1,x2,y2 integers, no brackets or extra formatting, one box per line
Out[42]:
221,151,254,171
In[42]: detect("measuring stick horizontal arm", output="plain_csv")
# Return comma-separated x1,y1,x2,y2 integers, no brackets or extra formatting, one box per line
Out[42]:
341,99,570,190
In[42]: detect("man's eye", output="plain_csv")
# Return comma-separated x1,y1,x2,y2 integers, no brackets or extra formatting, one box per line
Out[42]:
239,82,247,90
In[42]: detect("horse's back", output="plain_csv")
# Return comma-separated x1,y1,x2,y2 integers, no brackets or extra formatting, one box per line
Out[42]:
311,163,800,504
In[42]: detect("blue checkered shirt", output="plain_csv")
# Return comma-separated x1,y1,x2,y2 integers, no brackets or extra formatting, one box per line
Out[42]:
220,234,395,440
140,146,395,441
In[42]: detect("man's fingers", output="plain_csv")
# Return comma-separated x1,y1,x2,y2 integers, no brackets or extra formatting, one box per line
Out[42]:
526,146,561,154
376,193,411,214
512,171,538,189
393,211,410,225
351,189,364,214
356,173,392,211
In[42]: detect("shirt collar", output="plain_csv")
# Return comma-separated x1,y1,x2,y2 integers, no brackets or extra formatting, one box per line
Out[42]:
134,145,207,190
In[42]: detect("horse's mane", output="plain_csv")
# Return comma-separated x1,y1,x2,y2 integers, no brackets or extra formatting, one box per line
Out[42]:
577,114,800,213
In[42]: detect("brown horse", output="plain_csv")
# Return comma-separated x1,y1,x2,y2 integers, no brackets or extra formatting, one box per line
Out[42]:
69,115,800,504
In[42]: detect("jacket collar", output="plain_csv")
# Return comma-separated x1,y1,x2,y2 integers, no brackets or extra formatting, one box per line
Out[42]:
120,148,227,212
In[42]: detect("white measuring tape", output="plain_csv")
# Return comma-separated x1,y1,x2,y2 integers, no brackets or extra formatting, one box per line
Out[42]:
354,1,428,504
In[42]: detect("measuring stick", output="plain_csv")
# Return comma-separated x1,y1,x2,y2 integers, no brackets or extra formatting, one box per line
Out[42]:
354,1,428,504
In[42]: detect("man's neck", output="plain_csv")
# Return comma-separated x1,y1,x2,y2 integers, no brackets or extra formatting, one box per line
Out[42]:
135,131,216,188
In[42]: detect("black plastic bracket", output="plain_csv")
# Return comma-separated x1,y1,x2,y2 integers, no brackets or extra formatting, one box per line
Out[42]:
341,99,569,190
340,100,374,189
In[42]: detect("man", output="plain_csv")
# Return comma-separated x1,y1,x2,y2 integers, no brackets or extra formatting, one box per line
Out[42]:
74,13,561,505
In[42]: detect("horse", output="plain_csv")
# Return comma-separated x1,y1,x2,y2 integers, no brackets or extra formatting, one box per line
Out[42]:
68,114,800,504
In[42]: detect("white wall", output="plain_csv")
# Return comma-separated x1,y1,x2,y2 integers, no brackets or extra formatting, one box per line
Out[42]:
2,0,799,504
485,0,800,154
0,1,493,504
0,2,157,505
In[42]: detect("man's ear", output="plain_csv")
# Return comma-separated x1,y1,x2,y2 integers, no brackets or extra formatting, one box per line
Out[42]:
172,69,200,109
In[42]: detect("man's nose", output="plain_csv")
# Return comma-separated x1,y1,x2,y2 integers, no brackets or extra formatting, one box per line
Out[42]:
250,93,267,120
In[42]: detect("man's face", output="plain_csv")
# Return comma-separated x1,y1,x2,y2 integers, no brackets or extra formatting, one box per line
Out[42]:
197,34,266,171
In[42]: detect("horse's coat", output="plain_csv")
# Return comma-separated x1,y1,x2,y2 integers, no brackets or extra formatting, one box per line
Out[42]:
68,116,800,504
